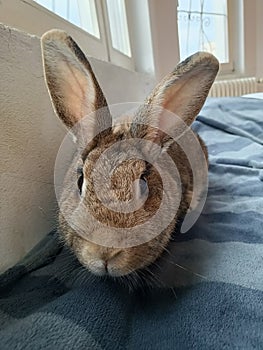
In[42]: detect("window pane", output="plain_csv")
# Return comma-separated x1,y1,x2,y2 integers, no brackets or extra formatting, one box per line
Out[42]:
177,0,229,63
106,0,131,57
33,0,100,38
54,1,67,18
203,1,227,15
75,0,100,38
179,0,200,12
34,0,53,12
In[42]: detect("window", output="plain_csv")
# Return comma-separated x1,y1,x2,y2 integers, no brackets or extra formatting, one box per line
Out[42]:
1,0,156,72
32,0,134,69
177,0,234,73
106,0,131,57
36,0,238,76
34,0,100,38
0,0,242,77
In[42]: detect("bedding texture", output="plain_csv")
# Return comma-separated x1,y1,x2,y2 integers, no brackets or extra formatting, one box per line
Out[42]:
0,97,262,349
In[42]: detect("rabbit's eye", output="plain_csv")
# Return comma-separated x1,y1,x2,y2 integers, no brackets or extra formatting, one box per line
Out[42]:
77,168,84,195
139,175,148,196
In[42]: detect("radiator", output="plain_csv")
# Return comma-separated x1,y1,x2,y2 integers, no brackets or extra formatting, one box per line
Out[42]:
209,77,257,97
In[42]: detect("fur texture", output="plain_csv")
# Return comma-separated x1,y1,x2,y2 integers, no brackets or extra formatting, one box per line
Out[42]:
41,30,219,280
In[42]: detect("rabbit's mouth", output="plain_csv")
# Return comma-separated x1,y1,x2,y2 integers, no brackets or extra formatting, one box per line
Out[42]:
75,245,137,277
83,259,141,278
85,256,129,277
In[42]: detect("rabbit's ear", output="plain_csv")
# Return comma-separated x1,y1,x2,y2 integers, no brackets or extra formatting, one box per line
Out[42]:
132,52,219,143
41,30,112,134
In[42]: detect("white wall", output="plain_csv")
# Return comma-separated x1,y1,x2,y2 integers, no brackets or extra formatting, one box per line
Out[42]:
255,0,263,80
0,23,154,272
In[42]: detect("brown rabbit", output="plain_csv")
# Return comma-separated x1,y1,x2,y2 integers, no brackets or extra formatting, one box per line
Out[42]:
41,30,219,281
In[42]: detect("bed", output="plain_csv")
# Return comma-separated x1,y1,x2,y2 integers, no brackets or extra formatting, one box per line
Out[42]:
0,96,262,349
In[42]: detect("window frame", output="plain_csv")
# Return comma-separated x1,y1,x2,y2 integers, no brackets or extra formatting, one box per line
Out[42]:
0,0,137,70
221,0,235,74
28,0,135,70
21,0,109,60
176,0,235,75
101,0,135,71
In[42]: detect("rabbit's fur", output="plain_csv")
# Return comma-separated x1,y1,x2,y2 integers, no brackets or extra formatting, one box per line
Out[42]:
41,30,219,280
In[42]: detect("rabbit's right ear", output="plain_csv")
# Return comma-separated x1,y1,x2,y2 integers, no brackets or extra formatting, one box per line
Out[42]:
132,52,219,145
41,30,112,135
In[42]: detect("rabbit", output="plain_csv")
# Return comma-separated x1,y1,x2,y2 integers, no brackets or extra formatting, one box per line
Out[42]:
41,29,219,284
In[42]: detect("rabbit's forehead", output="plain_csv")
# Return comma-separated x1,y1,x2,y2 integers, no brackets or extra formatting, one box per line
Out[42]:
83,150,146,175
80,122,148,177
80,127,131,162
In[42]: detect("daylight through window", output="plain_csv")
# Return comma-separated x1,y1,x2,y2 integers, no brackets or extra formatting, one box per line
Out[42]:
177,0,229,64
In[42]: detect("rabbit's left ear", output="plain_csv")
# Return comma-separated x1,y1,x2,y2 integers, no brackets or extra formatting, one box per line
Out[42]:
132,52,219,141
41,30,111,135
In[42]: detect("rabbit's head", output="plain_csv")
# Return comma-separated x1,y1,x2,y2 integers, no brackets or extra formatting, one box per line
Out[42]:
41,30,219,278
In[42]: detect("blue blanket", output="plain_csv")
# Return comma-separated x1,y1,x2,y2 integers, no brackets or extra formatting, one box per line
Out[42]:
0,97,262,349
